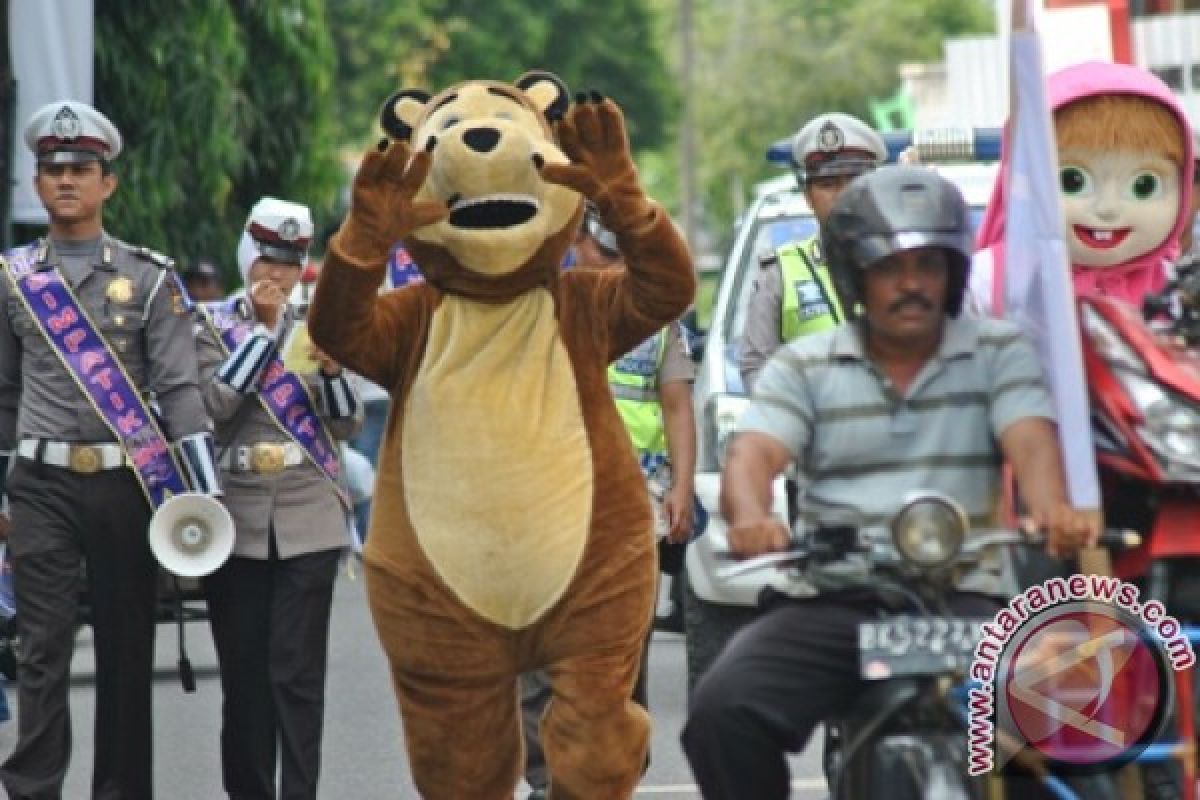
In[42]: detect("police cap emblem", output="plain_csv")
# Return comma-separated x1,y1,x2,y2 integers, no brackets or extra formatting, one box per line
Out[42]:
278,218,301,243
52,106,82,141
817,121,844,154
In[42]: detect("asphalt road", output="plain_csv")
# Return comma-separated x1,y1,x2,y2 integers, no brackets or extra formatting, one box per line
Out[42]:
0,574,826,799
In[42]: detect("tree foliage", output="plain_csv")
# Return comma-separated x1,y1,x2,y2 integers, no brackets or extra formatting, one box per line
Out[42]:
92,0,341,285
327,0,676,153
690,0,994,235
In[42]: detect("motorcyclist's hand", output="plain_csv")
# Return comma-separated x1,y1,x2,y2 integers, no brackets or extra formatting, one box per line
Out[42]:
728,518,791,558
537,92,655,236
663,485,694,544
335,138,449,264
1032,504,1102,559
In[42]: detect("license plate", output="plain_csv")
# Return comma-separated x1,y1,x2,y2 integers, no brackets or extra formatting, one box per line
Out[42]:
858,616,988,680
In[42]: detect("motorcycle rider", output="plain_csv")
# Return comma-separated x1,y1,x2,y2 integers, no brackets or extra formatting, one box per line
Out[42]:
681,165,1099,799
738,112,886,391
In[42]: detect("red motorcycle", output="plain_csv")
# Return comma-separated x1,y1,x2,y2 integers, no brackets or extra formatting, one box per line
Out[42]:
1080,256,1200,800
1080,254,1200,597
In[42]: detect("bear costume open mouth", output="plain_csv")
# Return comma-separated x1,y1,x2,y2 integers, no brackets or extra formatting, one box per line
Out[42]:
448,194,539,229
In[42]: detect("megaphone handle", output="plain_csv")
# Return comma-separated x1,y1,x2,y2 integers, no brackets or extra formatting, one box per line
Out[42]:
173,576,196,693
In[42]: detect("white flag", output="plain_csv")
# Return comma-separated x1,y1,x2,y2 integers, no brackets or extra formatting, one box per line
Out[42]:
1002,0,1100,508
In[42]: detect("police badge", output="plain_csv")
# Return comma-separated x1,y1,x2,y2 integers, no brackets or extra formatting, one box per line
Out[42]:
106,277,134,304
278,218,301,243
817,121,844,153
52,106,82,141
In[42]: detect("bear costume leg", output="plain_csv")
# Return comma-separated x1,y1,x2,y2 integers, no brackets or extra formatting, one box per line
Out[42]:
365,561,525,800
539,649,650,800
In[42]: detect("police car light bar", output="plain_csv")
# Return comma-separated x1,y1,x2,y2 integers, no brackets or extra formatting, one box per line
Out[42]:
766,127,1003,168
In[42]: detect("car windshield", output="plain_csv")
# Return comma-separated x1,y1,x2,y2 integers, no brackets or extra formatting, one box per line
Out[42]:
723,206,987,392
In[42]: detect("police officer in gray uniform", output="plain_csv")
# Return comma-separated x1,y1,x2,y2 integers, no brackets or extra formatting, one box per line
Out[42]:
0,101,220,800
194,197,362,800
738,112,886,392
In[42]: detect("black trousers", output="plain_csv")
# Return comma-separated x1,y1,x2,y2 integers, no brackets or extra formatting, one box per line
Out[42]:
203,542,340,800
681,591,1005,800
0,458,158,800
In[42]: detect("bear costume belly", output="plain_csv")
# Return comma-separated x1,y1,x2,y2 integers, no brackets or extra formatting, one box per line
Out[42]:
403,291,592,629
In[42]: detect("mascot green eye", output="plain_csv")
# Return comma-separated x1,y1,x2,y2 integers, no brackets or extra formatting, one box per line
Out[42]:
1129,172,1161,200
441,115,462,131
1060,167,1091,196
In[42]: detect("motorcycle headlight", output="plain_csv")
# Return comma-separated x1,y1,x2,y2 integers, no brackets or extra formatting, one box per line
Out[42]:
711,394,751,470
890,492,968,569
1118,371,1200,467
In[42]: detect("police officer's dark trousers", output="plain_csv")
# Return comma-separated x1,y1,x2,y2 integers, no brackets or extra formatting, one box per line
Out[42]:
204,534,340,800
0,458,157,800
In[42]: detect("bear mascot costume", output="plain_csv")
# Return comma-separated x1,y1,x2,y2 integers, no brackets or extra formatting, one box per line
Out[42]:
308,71,695,799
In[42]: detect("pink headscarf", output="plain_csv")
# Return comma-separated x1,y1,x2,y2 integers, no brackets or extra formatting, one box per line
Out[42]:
976,61,1195,307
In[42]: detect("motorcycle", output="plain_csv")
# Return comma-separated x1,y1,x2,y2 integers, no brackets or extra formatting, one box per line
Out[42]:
718,491,1138,800
1082,253,1200,605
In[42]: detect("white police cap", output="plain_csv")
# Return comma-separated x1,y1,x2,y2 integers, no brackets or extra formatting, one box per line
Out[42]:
792,112,886,180
24,101,122,165
237,197,314,280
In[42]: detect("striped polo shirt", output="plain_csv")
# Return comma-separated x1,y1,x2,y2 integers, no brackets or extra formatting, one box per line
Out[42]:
739,315,1055,597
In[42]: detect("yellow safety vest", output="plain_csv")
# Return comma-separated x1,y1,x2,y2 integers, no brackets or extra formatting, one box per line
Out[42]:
779,235,845,342
608,329,669,457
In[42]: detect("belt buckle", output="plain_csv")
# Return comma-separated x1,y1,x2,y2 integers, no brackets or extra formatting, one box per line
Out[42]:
250,443,286,474
69,445,102,474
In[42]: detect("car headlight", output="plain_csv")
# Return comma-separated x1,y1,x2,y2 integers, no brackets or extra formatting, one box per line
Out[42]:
710,393,750,471
890,492,967,569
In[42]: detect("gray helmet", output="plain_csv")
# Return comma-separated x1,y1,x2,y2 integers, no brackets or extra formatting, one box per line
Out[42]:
792,112,887,187
821,165,974,317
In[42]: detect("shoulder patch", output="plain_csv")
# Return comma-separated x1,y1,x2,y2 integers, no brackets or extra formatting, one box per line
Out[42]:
132,246,175,270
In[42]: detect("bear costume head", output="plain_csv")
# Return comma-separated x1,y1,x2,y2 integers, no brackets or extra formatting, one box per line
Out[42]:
377,71,585,301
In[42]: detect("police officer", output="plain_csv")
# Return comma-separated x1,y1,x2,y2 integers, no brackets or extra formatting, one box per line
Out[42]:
195,197,362,800
0,101,220,799
181,258,227,303
738,112,887,391
520,207,698,799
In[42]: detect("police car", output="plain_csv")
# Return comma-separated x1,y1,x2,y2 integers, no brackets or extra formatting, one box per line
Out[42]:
685,151,999,691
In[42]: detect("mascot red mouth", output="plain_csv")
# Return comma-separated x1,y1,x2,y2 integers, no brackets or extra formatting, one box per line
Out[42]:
448,194,539,229
1074,225,1130,250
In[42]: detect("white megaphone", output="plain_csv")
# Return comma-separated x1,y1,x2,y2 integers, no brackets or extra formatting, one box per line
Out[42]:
148,493,235,578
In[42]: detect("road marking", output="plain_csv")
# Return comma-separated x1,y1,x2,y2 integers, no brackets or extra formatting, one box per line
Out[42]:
634,778,827,794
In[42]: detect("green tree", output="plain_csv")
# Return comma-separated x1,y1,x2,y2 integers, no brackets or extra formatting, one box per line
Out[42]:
93,0,245,273
328,0,675,153
91,0,340,286
690,0,994,238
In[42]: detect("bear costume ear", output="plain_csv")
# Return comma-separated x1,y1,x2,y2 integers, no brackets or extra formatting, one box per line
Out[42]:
515,71,571,122
379,89,432,142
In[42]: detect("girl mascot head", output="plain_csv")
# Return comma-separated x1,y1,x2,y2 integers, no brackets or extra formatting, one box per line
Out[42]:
977,61,1194,307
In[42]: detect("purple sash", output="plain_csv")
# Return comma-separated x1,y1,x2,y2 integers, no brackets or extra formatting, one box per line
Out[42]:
202,301,347,508
2,243,188,507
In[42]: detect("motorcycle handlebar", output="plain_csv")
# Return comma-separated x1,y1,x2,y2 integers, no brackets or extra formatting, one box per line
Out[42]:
714,527,1141,580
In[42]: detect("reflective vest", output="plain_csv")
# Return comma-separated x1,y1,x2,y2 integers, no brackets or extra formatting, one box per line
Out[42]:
779,235,845,342
608,329,668,458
